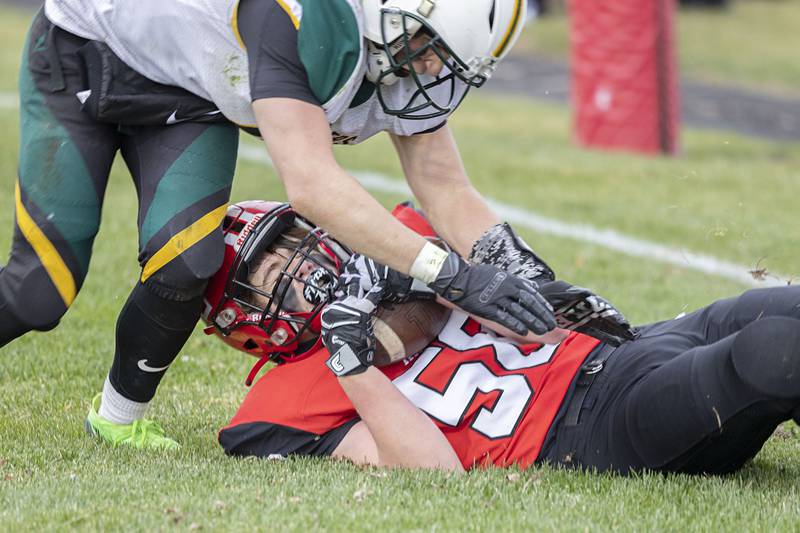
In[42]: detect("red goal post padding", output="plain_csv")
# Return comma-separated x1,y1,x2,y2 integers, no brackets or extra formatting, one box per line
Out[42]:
569,0,680,155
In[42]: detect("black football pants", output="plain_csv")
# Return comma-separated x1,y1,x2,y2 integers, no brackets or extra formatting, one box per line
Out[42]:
543,286,800,475
0,12,239,402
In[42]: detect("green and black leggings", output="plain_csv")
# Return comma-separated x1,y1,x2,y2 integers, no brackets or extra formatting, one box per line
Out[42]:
0,11,239,402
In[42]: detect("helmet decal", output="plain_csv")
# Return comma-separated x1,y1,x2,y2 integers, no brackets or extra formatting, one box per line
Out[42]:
235,213,264,251
303,267,336,305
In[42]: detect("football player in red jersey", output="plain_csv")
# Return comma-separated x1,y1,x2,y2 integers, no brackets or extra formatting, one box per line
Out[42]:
209,201,800,474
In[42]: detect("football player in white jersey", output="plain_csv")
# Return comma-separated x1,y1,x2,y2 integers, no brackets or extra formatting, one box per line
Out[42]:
0,0,600,449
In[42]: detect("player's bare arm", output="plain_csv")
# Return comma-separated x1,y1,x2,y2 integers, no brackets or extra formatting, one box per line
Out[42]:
390,126,501,258
254,97,427,275
334,369,463,471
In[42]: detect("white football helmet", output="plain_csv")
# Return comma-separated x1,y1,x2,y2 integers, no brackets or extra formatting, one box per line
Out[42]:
362,0,527,119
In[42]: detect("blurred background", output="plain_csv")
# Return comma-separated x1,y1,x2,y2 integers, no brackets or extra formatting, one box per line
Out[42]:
502,0,799,146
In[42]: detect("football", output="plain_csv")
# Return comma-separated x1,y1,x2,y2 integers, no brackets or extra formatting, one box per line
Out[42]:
372,299,451,367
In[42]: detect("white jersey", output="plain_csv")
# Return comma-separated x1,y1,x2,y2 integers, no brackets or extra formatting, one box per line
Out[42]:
44,0,465,144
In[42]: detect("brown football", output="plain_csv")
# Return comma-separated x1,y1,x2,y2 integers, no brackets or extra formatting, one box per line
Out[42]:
372,299,451,367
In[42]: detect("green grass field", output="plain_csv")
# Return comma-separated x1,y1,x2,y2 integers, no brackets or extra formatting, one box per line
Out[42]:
1,4,800,531
515,0,800,97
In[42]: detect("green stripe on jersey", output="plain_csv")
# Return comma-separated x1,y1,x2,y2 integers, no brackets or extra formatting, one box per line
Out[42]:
297,0,361,104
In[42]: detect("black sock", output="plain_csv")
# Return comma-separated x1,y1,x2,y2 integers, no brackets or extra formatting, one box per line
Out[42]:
108,282,204,402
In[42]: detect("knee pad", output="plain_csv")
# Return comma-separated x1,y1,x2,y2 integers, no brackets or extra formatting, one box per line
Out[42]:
0,263,68,331
141,233,223,302
0,297,54,348
133,281,205,330
143,274,208,302
731,317,800,400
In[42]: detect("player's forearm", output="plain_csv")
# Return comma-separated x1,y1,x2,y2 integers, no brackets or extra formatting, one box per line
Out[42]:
421,182,499,258
338,368,464,471
254,97,427,275
284,165,427,274
392,127,499,258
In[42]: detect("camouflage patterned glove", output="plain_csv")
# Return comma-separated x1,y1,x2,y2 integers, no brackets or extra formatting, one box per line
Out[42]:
469,222,555,284
537,281,636,346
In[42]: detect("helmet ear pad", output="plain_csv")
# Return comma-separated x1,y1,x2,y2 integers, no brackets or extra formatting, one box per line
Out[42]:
365,41,399,85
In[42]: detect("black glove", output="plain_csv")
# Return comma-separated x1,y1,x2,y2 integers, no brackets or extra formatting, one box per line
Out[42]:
469,223,555,284
321,279,385,377
537,281,636,346
429,251,556,336
339,253,434,303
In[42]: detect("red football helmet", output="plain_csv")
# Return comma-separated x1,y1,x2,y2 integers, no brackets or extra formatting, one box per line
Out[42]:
203,201,350,381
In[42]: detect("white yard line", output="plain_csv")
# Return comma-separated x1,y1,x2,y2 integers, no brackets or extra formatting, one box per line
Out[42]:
0,93,783,288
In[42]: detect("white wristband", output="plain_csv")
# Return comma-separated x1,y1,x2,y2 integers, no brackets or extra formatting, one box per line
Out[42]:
409,241,449,284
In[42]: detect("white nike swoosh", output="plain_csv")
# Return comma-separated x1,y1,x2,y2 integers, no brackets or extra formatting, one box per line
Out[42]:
76,89,92,105
166,110,183,125
137,359,171,373
166,109,223,125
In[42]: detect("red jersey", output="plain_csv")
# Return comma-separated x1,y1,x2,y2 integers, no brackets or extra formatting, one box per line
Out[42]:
221,312,598,468
218,203,600,468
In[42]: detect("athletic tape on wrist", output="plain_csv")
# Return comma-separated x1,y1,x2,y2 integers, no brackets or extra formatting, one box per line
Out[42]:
409,241,449,284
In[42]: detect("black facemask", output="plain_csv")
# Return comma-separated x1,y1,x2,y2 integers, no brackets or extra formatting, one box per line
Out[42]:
372,9,487,120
